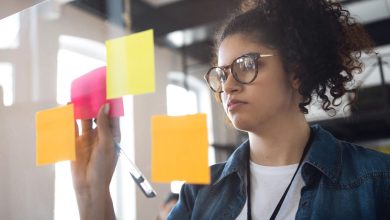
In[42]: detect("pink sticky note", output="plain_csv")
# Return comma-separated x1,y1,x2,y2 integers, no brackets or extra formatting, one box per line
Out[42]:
71,66,124,119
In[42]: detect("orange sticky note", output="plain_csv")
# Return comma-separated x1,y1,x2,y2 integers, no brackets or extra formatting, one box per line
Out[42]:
151,114,210,184
36,105,76,166
106,29,155,98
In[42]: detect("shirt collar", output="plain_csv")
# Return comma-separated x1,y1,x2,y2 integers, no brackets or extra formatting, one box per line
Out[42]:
304,124,342,183
213,124,342,186
213,140,249,185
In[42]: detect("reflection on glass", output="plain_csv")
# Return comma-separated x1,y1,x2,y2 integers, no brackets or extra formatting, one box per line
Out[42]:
55,35,106,220
0,14,20,49
167,84,198,116
56,35,105,105
171,180,185,194
54,161,79,220
0,63,14,106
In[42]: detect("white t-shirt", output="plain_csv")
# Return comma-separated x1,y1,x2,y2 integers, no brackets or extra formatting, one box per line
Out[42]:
236,161,305,220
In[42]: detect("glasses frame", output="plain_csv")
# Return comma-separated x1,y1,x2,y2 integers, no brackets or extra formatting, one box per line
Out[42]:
204,53,274,93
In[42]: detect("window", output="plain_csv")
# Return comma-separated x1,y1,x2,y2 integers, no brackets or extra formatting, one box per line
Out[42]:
0,14,20,49
56,35,106,105
0,63,14,106
167,84,198,116
0,13,19,107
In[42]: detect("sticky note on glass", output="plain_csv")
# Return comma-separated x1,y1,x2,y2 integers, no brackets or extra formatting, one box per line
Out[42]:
36,105,76,166
106,29,155,98
71,66,124,120
151,114,210,184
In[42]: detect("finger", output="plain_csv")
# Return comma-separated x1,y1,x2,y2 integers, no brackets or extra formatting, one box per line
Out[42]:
96,103,112,141
81,119,93,134
110,117,121,143
74,120,79,137
67,102,79,137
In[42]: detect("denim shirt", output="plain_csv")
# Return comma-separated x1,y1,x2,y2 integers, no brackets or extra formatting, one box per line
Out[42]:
167,125,390,220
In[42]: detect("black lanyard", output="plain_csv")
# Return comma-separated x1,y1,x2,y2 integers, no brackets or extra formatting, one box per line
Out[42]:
247,129,313,220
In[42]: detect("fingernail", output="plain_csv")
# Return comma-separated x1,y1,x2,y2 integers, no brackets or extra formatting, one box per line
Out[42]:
104,103,110,115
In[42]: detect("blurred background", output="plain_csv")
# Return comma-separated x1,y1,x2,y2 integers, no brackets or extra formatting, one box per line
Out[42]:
0,0,389,219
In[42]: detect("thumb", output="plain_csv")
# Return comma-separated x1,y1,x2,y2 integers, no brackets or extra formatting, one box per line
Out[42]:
96,103,112,140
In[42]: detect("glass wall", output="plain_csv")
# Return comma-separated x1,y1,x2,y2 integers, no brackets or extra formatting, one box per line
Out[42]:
2,1,388,219
0,1,183,219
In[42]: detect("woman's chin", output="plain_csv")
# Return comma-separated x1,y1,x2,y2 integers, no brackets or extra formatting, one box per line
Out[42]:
230,116,254,132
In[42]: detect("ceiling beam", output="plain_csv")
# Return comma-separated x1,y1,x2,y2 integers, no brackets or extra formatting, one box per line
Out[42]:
131,0,240,37
71,0,390,65
365,18,390,47
71,0,124,26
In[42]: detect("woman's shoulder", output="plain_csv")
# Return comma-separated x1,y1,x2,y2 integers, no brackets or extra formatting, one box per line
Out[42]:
340,141,390,169
312,124,390,176
338,141,390,181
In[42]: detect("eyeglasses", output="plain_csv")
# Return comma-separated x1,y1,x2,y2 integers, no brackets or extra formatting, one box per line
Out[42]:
204,53,273,93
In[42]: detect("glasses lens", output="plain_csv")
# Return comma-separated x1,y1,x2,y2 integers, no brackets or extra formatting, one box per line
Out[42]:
232,56,257,83
207,68,224,92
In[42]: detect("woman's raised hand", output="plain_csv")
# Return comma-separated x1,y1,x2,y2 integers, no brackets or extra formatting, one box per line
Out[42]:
71,104,120,220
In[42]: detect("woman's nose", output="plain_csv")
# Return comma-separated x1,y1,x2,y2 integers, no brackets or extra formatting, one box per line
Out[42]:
222,71,241,94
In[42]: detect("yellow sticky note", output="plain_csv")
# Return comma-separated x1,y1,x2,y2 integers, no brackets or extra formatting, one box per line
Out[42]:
36,105,76,166
151,114,210,184
106,29,155,98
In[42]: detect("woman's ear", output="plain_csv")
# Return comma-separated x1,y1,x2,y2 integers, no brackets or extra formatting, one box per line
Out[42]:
289,72,300,90
287,63,301,90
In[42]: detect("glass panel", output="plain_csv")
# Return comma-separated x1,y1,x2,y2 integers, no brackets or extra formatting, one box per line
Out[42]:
0,62,14,106
0,14,20,49
0,1,137,219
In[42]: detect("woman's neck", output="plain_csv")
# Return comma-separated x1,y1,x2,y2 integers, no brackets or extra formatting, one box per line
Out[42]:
248,115,310,166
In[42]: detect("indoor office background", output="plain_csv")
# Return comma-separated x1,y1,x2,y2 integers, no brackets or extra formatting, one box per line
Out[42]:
0,0,389,219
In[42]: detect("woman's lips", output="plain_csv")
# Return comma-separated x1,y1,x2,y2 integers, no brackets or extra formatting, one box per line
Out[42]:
227,99,247,111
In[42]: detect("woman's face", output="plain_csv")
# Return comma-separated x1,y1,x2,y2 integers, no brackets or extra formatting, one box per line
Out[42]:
218,33,300,132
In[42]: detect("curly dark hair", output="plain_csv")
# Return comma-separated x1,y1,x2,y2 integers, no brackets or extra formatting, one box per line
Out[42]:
214,0,374,114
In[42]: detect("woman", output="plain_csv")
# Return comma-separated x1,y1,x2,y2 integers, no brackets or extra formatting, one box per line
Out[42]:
72,0,390,219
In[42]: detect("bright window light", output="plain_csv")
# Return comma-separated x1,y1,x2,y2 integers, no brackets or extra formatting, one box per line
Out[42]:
56,49,105,105
171,180,185,194
167,84,198,116
0,63,14,106
54,161,78,220
0,14,20,49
